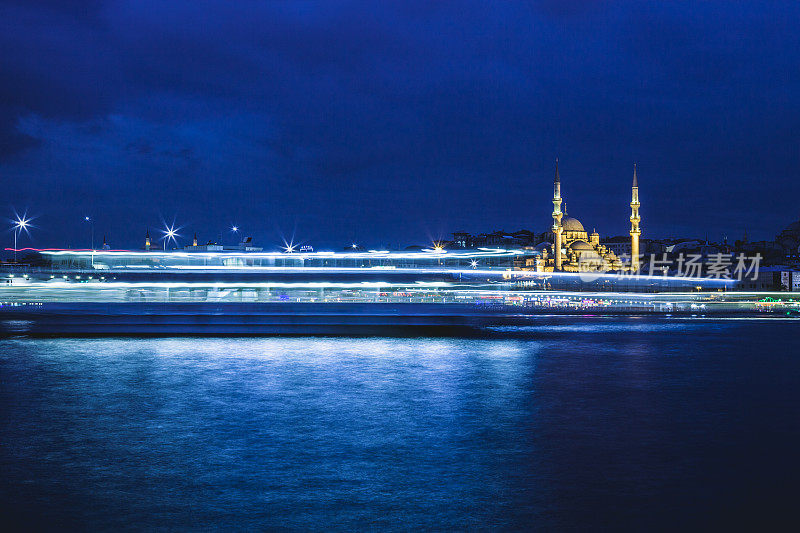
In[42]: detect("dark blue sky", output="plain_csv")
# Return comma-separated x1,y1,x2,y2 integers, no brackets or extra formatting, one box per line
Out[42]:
2,1,799,250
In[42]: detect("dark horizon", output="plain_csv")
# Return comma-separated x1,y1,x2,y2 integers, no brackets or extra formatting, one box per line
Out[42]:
2,1,799,251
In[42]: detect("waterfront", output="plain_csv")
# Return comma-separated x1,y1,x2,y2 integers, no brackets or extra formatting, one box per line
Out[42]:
2,318,799,530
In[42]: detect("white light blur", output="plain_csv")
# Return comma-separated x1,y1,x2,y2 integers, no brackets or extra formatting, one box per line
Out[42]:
14,216,30,231
161,223,180,249
36,248,522,260
281,236,297,253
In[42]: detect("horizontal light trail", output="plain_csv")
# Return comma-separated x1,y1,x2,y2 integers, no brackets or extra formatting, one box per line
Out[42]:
5,265,734,285
7,247,523,259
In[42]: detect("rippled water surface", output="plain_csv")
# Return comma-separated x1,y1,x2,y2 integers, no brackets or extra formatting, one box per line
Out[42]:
2,318,799,530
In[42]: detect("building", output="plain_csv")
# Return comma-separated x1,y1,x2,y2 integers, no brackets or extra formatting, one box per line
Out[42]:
450,161,642,273
775,219,800,254
181,234,262,252
600,235,632,257
450,230,537,249
534,160,634,272
781,270,800,291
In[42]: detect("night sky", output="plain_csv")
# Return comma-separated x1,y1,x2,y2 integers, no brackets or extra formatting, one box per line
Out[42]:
2,1,799,251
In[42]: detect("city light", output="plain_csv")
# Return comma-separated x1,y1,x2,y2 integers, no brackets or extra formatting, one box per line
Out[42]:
13,215,30,231
29,247,524,260
83,215,94,250
161,223,180,250
232,226,238,232
11,213,33,263
281,235,297,253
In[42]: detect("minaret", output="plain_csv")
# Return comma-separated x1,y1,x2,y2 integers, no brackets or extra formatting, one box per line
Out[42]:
193,233,198,247
552,158,563,270
145,229,151,250
629,164,641,271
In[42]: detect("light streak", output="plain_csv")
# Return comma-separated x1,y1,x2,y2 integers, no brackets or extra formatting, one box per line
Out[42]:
5,248,736,285
26,248,524,259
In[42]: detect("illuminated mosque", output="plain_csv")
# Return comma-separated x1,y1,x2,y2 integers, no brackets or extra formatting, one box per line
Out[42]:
532,160,641,272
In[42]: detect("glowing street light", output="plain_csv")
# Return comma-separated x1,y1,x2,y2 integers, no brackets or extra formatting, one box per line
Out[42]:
280,234,298,253
161,224,180,250
231,225,239,233
12,214,31,263
84,216,94,250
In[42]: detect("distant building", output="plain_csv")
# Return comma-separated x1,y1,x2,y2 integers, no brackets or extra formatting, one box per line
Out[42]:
183,234,262,252
600,235,631,257
733,267,783,291
449,230,537,249
775,218,800,255
184,233,223,251
781,270,800,291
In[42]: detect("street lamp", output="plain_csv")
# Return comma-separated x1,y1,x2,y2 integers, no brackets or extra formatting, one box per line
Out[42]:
12,215,30,263
84,216,94,250
162,224,179,250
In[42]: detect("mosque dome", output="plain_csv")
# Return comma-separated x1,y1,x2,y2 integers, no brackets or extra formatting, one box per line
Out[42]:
561,216,585,232
569,240,593,251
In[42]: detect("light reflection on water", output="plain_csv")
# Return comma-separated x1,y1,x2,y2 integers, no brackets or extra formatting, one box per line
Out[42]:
2,321,800,530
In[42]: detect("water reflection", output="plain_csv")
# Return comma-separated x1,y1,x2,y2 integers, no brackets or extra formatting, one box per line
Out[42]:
2,321,799,529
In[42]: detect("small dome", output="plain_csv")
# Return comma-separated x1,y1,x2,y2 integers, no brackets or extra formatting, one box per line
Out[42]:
533,241,552,252
561,216,585,232
569,240,593,251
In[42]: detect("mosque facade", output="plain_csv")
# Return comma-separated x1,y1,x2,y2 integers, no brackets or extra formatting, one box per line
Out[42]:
529,161,640,272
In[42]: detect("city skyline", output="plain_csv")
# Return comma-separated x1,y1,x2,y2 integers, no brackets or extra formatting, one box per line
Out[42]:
5,159,797,252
